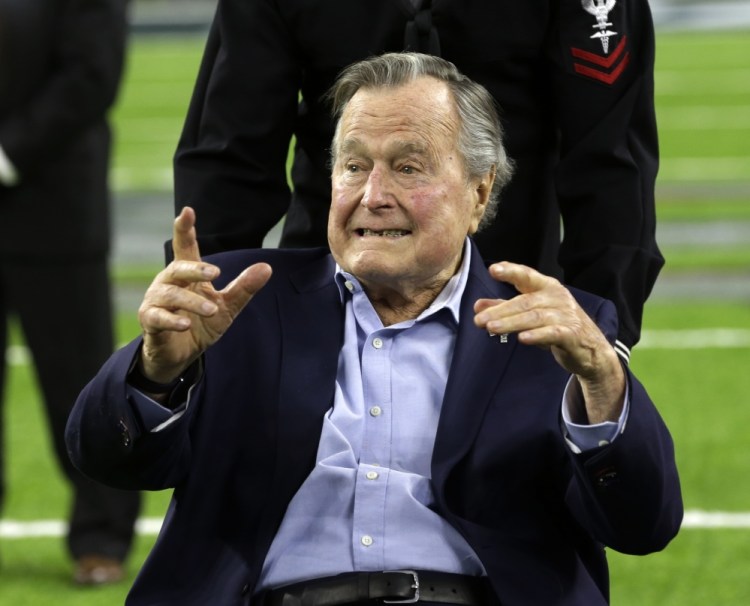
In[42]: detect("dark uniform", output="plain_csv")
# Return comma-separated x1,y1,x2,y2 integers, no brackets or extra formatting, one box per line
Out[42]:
0,0,139,573
174,0,662,357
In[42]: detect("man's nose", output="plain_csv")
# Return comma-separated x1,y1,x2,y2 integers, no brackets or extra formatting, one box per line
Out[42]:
361,168,392,209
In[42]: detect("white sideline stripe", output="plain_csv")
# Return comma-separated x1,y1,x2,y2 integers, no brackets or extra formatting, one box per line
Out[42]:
0,517,164,539
682,510,750,529
0,511,748,539
638,328,750,349
6,328,750,367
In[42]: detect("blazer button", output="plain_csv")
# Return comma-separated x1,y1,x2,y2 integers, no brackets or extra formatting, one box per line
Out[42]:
117,420,131,447
240,583,250,596
594,466,618,488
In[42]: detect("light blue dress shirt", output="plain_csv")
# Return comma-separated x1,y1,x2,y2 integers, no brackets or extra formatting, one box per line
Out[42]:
129,239,627,590
258,241,484,590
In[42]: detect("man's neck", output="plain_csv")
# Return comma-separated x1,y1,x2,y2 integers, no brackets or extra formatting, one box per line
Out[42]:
367,282,447,326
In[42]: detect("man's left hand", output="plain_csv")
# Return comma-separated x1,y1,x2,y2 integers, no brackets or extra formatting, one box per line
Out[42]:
474,262,625,424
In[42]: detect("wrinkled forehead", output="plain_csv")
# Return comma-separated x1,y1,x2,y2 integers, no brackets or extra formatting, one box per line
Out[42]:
334,77,460,153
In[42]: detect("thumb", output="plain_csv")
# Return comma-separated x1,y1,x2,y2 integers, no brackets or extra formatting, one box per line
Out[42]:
488,262,550,295
221,263,273,317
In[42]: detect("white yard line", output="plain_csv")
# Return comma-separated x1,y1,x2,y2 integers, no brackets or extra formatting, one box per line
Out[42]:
638,328,750,349
1,510,748,539
0,517,164,539
682,510,750,529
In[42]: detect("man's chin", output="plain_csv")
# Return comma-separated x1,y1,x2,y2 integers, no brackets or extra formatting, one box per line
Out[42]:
347,255,406,281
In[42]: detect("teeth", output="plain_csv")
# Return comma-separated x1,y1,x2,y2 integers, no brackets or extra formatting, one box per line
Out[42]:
361,229,408,237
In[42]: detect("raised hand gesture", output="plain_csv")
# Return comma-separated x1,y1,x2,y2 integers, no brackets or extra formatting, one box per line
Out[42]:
137,207,272,384
474,262,625,424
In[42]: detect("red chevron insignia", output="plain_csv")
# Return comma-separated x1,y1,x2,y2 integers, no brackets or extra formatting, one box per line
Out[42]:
570,36,630,85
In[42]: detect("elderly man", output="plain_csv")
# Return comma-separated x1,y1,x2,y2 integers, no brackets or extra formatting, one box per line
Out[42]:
66,53,681,606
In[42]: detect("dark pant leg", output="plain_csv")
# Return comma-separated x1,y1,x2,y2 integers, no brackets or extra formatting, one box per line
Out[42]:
4,257,140,561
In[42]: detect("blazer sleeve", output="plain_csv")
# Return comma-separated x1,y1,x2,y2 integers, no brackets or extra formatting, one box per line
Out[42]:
173,0,302,253
65,339,198,491
548,0,663,352
0,0,128,176
564,296,683,555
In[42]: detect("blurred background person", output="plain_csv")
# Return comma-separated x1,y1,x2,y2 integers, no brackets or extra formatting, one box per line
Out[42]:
0,0,140,584
174,0,664,363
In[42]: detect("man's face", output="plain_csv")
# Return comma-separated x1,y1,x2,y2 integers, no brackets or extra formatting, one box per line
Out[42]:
327,76,490,298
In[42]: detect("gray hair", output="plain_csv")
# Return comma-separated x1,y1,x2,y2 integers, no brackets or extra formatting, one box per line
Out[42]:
327,52,514,230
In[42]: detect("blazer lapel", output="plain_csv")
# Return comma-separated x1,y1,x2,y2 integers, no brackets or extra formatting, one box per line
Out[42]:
274,254,344,487
433,243,519,474
247,252,345,583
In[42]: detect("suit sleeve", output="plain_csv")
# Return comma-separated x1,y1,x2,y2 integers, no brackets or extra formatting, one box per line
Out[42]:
565,294,682,555
65,340,198,491
0,0,128,176
173,0,302,253
549,0,663,353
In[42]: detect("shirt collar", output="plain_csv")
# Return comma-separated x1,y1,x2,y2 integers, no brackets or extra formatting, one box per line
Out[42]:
333,237,472,325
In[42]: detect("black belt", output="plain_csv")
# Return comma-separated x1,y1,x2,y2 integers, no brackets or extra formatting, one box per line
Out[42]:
254,570,494,605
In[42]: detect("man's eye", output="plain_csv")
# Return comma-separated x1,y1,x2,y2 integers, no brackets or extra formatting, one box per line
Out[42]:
347,164,360,173
400,166,414,175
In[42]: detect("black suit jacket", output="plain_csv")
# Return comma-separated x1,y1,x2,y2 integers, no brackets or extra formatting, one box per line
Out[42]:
174,0,663,350
66,243,682,605
0,0,128,258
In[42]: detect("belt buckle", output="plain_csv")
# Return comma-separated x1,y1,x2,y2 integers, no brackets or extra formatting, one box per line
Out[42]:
383,570,420,604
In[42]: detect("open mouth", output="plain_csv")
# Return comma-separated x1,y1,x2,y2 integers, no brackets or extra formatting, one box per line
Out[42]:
357,228,411,238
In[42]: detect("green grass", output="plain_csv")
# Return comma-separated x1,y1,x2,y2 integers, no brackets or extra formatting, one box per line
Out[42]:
653,30,750,272
609,530,750,604
655,198,750,222
0,538,156,606
655,31,750,182
662,248,750,272
632,348,750,510
109,34,206,191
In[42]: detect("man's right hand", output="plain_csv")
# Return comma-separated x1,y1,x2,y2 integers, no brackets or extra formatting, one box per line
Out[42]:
137,206,272,384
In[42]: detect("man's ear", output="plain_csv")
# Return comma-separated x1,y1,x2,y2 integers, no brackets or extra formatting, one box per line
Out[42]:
469,166,496,234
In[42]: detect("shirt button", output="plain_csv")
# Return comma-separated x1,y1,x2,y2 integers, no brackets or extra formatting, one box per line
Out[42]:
372,337,383,349
344,280,355,292
369,406,382,417
361,535,373,547
366,471,379,480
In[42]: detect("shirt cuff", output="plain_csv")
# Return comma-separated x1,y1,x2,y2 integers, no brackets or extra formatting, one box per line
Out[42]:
0,144,20,186
561,375,630,454
127,385,191,432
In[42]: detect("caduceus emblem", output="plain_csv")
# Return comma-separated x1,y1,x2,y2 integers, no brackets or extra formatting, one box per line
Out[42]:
582,0,617,54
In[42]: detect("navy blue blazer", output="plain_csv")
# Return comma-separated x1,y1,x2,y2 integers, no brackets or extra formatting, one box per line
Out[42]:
66,242,682,605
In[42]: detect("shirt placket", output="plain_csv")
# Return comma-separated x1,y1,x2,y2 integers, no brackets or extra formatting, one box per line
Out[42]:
352,328,394,570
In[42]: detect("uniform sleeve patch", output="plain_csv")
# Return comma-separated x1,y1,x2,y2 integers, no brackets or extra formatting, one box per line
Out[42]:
570,35,630,85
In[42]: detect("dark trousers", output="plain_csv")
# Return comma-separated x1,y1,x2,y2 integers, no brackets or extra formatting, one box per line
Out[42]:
0,256,140,561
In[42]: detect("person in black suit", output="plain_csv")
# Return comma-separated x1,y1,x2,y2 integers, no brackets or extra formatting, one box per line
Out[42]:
68,53,681,605
0,0,140,584
174,0,663,364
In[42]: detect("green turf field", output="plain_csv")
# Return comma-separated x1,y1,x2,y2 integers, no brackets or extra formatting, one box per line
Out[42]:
1,27,749,605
